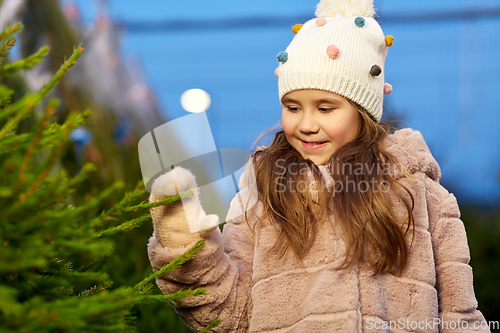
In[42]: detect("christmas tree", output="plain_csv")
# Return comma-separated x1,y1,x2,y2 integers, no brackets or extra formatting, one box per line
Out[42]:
0,15,219,333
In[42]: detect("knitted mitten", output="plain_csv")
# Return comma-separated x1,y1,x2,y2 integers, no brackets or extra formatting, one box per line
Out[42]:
149,167,218,248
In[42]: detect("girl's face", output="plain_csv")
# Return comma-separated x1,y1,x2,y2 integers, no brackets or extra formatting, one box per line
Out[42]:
281,89,361,165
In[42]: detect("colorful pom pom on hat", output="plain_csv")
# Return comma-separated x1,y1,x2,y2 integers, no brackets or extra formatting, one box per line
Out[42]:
292,24,303,34
276,0,392,122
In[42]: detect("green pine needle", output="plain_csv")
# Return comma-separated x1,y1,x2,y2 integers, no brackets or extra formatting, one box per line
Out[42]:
95,215,151,238
134,240,205,291
197,318,222,333
0,45,49,76
0,22,23,41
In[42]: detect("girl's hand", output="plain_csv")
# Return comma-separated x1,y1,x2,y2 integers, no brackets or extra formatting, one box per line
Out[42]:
149,167,218,248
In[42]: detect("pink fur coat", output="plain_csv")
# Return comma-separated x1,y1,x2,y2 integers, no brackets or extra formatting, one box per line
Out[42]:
147,129,489,333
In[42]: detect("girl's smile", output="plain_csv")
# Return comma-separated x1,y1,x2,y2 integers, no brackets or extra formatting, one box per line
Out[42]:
301,140,327,150
281,89,361,165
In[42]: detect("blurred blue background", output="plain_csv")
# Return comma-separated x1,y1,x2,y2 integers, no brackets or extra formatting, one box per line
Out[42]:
66,0,500,205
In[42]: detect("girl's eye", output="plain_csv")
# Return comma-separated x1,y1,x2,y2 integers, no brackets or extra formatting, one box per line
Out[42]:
319,108,334,113
287,107,300,113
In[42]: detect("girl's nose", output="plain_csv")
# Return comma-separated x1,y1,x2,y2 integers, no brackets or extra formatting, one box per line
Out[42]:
298,112,319,134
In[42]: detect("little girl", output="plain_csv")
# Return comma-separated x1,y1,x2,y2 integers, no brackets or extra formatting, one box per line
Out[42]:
147,0,489,332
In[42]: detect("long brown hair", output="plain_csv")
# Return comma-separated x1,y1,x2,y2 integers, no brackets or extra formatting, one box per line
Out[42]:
249,106,415,275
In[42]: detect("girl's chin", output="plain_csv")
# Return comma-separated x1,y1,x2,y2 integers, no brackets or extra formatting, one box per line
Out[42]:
299,153,331,165
309,158,330,165
298,142,333,163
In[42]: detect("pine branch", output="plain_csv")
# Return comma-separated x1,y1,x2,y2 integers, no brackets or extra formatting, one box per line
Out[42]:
18,111,79,202
0,249,47,274
17,289,143,332
90,180,149,222
0,93,37,140
116,180,147,208
0,285,22,317
0,22,22,41
130,188,196,212
17,99,58,185
39,45,83,99
0,131,31,151
39,163,98,212
0,45,49,76
0,45,82,136
34,268,109,285
126,188,196,212
64,181,126,225
77,280,114,297
8,179,121,233
134,240,204,291
0,85,13,107
0,36,16,59
6,109,91,206
141,288,207,306
77,253,110,273
23,270,110,296
94,215,151,238
88,188,195,229
0,186,12,198
197,318,222,333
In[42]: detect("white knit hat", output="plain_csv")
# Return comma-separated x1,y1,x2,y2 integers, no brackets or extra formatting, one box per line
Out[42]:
276,0,393,122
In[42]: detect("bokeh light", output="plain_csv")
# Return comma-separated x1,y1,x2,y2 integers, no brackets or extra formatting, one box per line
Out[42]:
180,88,211,113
